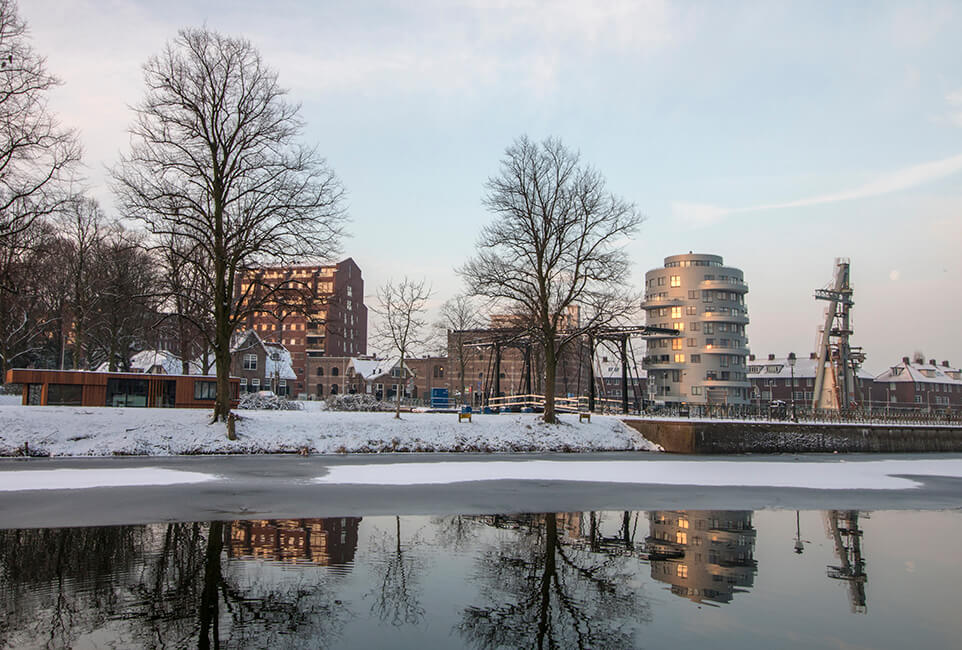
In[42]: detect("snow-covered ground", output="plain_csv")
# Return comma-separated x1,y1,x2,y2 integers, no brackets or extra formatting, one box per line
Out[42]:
0,468,217,491
0,405,659,457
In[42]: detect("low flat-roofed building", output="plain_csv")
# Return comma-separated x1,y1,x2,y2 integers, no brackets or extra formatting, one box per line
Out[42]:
4,368,240,408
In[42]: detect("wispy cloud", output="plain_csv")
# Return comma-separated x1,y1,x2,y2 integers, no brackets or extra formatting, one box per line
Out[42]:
672,153,962,228
945,89,962,127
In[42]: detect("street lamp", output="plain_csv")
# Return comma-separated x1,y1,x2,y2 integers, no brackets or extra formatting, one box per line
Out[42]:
787,352,797,422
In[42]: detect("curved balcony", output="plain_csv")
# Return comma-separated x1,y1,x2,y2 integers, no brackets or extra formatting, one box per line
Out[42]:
701,308,749,324
641,295,685,309
702,345,750,355
700,378,751,388
700,280,749,293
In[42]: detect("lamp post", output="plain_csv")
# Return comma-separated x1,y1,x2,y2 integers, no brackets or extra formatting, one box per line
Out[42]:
788,352,797,422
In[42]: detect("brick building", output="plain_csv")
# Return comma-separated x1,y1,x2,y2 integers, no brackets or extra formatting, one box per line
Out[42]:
236,258,367,397
871,357,962,411
747,353,875,409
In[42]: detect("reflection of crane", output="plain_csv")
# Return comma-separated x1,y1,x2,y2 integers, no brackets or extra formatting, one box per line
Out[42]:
824,510,868,614
813,259,866,410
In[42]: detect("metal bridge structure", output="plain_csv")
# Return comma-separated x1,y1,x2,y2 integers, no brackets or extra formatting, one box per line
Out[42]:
462,323,679,413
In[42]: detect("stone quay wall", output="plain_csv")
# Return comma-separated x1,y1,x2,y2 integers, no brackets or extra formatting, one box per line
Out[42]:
623,418,962,454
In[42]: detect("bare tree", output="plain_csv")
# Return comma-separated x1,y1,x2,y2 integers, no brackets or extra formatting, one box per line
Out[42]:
54,198,107,369
373,277,431,418
112,27,346,427
0,0,80,247
436,294,481,405
460,136,642,423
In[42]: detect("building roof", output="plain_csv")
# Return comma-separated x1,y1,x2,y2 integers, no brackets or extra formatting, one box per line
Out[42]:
97,349,183,375
747,354,874,381
874,359,962,385
231,330,297,380
350,356,411,381
596,355,647,380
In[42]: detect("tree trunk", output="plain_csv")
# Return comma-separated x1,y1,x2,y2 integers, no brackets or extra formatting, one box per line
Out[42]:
543,342,557,424
395,352,404,419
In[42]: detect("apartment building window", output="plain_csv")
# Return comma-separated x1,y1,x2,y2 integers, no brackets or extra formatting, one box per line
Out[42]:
688,290,697,299
657,276,666,286
690,354,701,363
673,321,684,331
251,378,260,388
672,338,683,350
671,370,681,382
671,306,682,318
674,354,685,363
686,305,697,315
687,338,697,347
243,354,257,370
670,275,681,287
690,322,699,332
702,291,712,301
691,386,702,395
703,323,713,334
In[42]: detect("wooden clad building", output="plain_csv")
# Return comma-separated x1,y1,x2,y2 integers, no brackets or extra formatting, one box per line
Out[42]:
4,369,240,409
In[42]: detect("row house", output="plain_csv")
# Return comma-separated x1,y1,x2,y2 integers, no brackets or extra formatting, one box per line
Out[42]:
306,355,416,401
747,353,875,407
871,358,962,411
230,330,297,396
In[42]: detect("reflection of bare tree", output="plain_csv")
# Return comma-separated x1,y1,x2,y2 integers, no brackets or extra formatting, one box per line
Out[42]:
0,520,354,649
459,513,649,649
368,516,425,626
0,525,143,648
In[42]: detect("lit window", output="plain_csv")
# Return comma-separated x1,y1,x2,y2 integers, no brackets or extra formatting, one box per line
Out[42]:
679,518,689,529
677,564,688,577
670,275,681,287
676,531,688,544
673,321,684,331
672,338,683,350
674,354,685,363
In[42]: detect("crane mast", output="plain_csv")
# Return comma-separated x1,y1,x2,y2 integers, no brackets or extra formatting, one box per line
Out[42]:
812,259,864,410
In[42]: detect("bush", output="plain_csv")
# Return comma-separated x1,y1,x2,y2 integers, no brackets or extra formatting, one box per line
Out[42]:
238,391,302,411
325,393,381,412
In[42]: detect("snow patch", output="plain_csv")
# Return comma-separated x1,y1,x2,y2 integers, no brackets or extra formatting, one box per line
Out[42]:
313,458,962,490
0,468,218,491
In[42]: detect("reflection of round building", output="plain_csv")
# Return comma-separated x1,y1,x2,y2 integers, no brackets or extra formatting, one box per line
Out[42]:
646,510,757,605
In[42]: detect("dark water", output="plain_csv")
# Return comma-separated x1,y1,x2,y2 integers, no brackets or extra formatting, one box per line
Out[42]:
1,509,960,649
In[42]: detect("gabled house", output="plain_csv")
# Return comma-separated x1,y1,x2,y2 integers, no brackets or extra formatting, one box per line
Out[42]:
230,330,297,396
96,349,184,375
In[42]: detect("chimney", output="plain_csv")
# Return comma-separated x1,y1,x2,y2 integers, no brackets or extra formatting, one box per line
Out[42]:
768,354,775,360
902,356,910,364
929,359,937,366
748,354,755,361
943,361,950,367
809,352,817,360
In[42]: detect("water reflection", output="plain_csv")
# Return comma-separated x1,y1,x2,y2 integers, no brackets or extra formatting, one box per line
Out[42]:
646,510,757,606
458,513,651,648
825,510,868,614
0,509,895,649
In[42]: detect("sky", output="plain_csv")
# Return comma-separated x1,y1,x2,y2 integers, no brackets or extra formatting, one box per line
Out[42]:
20,0,962,373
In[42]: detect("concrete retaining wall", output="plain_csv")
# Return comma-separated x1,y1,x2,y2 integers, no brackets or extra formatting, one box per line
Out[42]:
623,419,962,454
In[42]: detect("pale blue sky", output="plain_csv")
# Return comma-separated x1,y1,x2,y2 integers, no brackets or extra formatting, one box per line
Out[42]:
23,1,962,371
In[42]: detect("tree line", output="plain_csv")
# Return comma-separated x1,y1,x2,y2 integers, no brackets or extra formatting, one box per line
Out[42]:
1,0,643,429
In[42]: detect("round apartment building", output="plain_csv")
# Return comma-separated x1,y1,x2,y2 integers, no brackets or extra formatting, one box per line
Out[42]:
643,253,751,406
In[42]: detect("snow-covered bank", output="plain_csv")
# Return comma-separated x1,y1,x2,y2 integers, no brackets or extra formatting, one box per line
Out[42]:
0,405,659,457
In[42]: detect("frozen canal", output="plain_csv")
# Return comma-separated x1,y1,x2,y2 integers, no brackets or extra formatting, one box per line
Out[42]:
1,453,961,648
